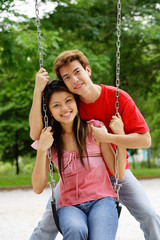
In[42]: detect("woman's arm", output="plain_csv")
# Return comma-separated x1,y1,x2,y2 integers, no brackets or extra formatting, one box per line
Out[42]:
98,114,126,180
32,127,54,194
100,142,126,180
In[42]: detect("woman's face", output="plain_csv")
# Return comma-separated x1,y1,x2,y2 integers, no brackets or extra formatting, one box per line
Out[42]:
49,90,78,126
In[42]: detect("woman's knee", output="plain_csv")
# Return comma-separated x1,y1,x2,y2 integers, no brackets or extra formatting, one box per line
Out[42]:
71,221,88,236
63,221,88,239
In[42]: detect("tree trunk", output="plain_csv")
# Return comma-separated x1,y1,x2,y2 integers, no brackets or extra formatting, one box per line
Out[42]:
132,156,136,169
147,148,151,168
15,131,20,175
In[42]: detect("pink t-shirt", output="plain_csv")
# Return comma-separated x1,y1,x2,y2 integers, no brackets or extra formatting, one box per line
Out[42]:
32,119,117,208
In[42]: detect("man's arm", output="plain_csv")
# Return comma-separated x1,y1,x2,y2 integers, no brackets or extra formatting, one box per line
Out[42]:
91,121,151,149
106,132,151,149
29,68,49,140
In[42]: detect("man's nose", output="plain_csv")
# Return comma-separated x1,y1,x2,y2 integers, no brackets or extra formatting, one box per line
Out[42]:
72,75,79,83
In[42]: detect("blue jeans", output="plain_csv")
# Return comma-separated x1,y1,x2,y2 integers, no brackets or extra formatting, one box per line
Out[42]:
57,197,118,240
29,169,160,240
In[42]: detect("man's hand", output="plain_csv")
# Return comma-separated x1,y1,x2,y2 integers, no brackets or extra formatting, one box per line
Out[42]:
35,68,50,93
38,127,54,151
109,113,125,135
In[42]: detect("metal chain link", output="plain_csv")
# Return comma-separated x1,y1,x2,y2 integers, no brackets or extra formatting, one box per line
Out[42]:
35,0,43,68
35,0,55,197
114,0,122,200
43,94,55,198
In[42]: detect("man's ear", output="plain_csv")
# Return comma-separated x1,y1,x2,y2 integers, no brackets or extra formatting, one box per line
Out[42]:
86,65,91,77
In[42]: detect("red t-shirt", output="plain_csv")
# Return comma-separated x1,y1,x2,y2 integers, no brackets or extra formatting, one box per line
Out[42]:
79,85,150,172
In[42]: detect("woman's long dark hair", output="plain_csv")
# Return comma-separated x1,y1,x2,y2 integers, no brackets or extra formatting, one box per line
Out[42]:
42,80,88,181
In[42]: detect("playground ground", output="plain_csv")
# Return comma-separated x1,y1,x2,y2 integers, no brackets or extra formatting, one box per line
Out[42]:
0,178,160,240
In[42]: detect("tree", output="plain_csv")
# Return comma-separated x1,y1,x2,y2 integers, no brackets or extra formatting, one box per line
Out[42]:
0,13,63,173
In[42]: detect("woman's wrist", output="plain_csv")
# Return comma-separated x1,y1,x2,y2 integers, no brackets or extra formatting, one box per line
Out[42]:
37,145,48,154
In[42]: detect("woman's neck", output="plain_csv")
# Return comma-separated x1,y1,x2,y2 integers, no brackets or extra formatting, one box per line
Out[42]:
61,131,78,153
61,122,74,134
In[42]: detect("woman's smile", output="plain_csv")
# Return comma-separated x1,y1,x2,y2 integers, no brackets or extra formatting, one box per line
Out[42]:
49,91,78,125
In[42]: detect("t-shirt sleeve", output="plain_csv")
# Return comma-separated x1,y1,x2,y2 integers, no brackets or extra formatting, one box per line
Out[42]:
87,119,104,127
87,119,105,142
31,140,39,150
121,98,150,134
31,141,58,165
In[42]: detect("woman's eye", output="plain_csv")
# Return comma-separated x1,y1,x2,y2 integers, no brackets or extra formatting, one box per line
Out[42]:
53,104,59,108
66,99,71,103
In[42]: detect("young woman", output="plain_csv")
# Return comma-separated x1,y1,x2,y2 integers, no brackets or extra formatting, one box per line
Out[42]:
32,80,126,240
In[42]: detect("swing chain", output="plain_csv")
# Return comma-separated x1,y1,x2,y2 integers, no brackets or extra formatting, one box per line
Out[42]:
35,0,43,68
35,0,55,195
114,0,122,198
115,0,121,115
43,94,56,193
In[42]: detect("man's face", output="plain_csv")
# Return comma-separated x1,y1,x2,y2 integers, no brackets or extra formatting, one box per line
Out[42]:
59,60,92,96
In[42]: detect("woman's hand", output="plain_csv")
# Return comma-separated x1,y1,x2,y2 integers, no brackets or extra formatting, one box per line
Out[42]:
35,68,50,93
109,113,125,135
38,127,54,151
90,124,108,144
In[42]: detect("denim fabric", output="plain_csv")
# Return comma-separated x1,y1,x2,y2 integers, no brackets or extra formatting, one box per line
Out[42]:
57,197,118,240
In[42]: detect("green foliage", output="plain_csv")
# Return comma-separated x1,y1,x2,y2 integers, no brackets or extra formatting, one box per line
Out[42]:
0,161,16,175
0,0,160,174
0,0,14,12
145,74,160,149
0,13,63,173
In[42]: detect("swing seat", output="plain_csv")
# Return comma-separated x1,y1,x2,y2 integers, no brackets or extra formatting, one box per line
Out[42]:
51,200,62,234
116,201,122,218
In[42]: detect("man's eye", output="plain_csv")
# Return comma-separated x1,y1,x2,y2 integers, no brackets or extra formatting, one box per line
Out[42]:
64,76,70,81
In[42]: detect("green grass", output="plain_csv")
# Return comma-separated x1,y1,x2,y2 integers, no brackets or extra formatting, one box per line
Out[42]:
131,168,160,178
0,172,60,187
0,174,32,186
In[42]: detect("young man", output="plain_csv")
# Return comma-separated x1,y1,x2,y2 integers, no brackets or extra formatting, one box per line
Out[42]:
29,50,160,240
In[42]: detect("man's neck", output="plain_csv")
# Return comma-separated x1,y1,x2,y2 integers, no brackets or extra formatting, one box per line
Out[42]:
80,84,101,104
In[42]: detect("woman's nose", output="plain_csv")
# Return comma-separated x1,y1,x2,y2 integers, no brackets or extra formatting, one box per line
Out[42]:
61,104,68,111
